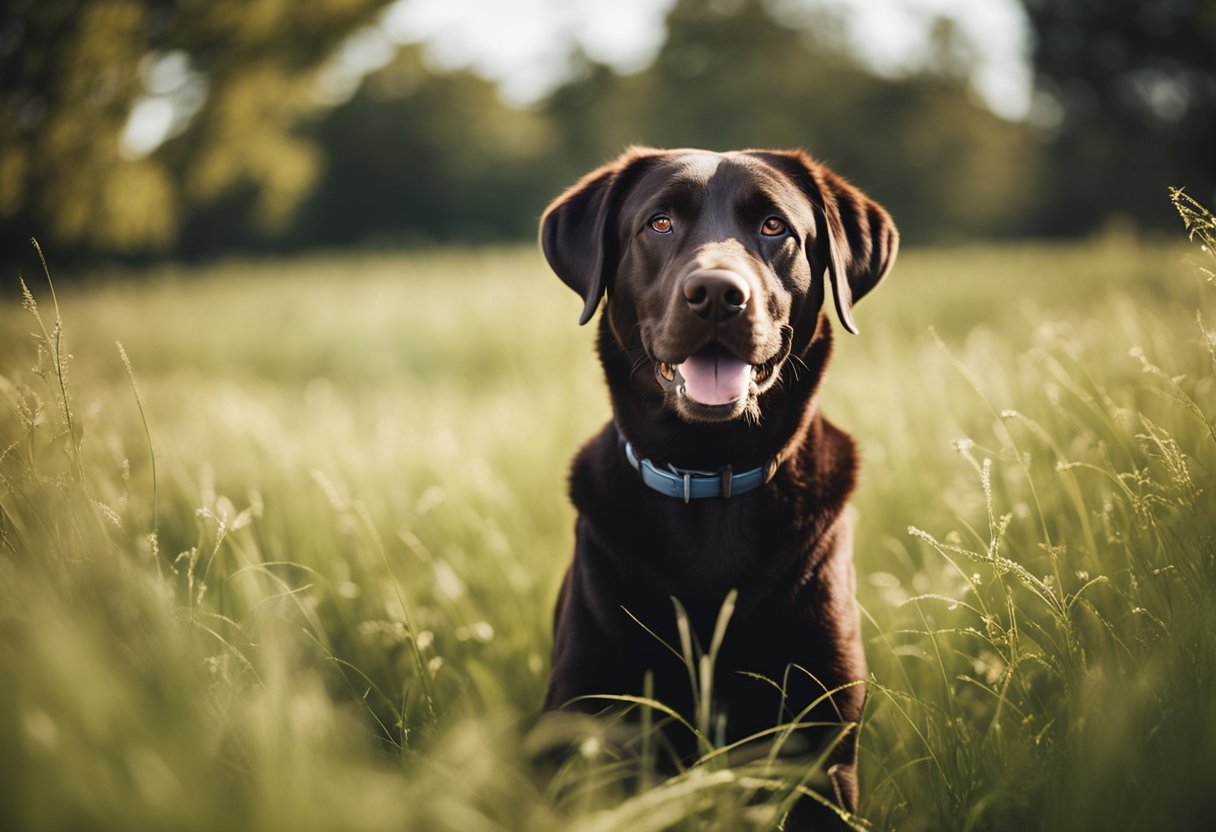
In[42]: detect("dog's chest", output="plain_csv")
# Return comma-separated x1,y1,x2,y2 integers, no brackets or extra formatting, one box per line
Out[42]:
628,495,802,599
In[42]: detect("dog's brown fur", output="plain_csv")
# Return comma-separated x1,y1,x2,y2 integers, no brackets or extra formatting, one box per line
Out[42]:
539,147,897,822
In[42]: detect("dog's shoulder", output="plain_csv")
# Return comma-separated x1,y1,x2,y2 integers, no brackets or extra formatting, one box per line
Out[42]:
567,422,631,517
786,412,859,510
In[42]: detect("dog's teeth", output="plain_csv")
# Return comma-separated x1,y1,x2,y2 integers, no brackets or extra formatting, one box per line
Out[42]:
658,362,675,381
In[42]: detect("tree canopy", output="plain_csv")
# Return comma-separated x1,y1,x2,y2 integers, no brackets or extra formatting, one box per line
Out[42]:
0,0,386,256
2,0,1212,266
1023,0,1216,233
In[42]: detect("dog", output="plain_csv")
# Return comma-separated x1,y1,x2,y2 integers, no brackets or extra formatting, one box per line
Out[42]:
539,146,897,821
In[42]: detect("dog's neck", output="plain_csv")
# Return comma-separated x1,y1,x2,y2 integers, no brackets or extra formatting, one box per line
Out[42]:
598,313,835,475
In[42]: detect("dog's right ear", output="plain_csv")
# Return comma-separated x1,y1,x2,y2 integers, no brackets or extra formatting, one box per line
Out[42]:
540,147,659,325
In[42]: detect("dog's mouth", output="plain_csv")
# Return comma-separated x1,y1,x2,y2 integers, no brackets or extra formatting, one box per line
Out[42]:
655,341,786,422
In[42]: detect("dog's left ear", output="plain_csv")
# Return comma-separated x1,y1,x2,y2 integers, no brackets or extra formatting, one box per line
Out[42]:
540,147,660,325
752,151,899,334
817,163,899,334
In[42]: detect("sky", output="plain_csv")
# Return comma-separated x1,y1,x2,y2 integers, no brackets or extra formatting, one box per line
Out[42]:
125,0,1035,158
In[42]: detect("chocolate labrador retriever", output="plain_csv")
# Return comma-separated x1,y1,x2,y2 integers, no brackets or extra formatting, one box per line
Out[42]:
539,146,897,820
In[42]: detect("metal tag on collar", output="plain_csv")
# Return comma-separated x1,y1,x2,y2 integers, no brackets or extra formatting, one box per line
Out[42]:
720,465,733,499
682,472,691,503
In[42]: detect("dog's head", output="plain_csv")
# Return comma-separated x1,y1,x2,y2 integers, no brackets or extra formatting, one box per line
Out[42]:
541,147,897,425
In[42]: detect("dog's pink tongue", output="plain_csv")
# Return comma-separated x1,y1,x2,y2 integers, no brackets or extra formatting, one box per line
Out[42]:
677,352,751,406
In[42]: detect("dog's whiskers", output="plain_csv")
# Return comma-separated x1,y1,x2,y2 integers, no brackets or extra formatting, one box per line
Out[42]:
789,349,812,384
623,345,653,388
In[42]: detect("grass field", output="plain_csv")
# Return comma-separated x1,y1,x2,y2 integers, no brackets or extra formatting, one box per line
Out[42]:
1,209,1214,830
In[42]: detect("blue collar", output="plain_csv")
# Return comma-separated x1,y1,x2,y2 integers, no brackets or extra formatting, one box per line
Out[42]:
622,440,781,503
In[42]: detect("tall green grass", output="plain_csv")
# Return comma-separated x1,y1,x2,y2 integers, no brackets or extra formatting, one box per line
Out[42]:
1,201,1213,830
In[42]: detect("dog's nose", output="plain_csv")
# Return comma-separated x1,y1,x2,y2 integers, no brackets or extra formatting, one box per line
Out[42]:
682,269,751,320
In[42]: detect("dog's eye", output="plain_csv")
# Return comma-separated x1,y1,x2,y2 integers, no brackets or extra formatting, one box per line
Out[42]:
649,214,673,234
760,217,788,237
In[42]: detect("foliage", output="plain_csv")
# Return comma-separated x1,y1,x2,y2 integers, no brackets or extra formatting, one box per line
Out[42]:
12,0,1214,263
0,0,386,255
288,47,560,248
1023,0,1216,234
535,0,1038,244
1,215,1214,829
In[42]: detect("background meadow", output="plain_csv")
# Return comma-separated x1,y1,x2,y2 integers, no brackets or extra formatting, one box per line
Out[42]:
2,217,1214,829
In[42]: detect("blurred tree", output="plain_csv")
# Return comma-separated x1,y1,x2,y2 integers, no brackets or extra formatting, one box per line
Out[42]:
285,47,559,250
0,0,389,261
1022,0,1216,233
283,0,1040,248
22,0,1203,262
544,0,1041,242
